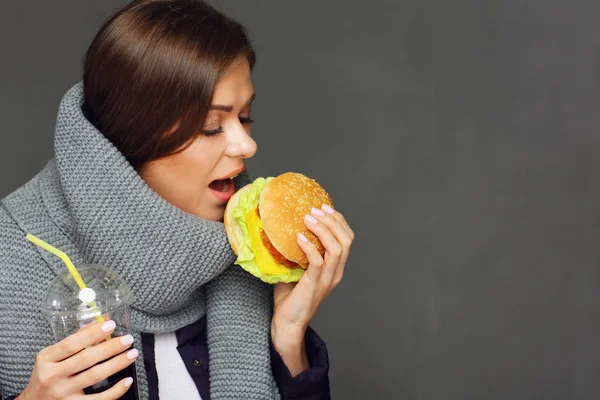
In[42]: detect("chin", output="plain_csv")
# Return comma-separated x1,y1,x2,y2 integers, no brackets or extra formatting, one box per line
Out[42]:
193,205,226,222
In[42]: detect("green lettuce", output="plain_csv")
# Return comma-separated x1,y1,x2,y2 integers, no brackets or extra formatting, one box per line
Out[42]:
232,177,305,284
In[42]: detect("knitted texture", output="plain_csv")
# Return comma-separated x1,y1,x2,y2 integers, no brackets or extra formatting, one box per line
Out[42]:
0,82,280,399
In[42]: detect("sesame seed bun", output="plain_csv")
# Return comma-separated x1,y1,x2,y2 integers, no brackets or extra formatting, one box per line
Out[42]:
258,172,333,264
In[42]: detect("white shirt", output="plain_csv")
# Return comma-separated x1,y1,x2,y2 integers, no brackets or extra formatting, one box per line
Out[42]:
153,331,202,400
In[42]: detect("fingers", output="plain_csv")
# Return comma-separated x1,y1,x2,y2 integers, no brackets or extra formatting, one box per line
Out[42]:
316,206,353,285
84,377,135,400
69,347,139,393
322,204,354,241
296,203,354,293
43,320,116,362
61,334,135,376
296,232,325,288
311,208,352,260
303,210,343,287
306,205,354,288
273,282,295,309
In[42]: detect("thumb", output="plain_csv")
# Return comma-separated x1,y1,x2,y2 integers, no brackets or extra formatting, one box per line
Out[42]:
273,282,295,307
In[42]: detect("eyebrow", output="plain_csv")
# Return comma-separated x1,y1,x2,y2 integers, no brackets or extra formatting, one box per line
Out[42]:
210,93,256,112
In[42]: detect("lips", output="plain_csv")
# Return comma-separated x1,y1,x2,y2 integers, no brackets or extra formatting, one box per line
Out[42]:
213,166,245,182
209,177,236,202
208,179,231,192
208,166,245,203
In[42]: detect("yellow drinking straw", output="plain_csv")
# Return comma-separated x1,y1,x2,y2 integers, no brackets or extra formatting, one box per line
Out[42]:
26,234,106,324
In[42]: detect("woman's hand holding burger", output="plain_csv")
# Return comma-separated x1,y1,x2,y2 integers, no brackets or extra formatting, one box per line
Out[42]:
224,172,355,376
271,203,354,376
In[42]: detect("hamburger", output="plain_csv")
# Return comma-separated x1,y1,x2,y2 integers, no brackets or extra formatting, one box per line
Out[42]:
224,172,333,284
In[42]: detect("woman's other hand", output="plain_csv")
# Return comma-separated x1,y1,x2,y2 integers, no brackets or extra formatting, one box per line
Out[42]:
18,320,137,400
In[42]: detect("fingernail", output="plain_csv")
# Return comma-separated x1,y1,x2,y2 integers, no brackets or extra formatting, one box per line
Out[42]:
305,214,318,224
120,335,134,346
322,204,335,215
127,349,139,360
311,207,325,217
124,377,134,388
101,320,116,333
298,233,308,242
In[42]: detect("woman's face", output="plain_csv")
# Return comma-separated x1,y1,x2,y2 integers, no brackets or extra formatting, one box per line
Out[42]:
140,58,257,221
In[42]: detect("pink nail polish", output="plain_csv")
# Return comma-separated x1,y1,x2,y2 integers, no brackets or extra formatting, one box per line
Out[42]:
322,204,335,215
311,207,325,217
101,320,116,333
127,349,139,360
124,377,134,388
120,335,134,346
298,233,308,242
305,215,318,224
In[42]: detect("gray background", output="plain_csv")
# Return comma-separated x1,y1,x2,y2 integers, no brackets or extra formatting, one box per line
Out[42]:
2,1,600,399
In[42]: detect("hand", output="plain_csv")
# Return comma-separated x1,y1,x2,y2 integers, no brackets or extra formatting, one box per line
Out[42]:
18,320,137,400
271,204,354,375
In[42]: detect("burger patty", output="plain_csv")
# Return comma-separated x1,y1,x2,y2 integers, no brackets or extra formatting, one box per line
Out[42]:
256,207,300,269
260,230,300,268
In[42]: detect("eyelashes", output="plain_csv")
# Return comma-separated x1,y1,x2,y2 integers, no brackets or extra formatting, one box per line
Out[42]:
201,127,224,136
201,117,254,137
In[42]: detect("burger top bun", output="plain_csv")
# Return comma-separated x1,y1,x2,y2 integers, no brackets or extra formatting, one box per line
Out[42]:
259,172,333,265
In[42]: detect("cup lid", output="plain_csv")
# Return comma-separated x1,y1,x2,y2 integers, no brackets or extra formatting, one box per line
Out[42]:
43,264,134,317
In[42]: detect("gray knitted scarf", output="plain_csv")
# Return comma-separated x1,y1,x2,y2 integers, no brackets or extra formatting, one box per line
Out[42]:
0,82,280,399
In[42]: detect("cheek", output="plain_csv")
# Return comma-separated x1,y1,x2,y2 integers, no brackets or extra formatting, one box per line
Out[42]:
176,139,223,183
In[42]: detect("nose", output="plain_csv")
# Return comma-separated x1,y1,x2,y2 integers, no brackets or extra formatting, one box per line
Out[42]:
225,121,257,159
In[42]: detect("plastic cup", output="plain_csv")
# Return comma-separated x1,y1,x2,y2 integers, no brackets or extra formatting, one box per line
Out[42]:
43,264,140,399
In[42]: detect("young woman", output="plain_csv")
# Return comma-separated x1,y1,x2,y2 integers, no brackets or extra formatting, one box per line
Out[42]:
0,1,353,399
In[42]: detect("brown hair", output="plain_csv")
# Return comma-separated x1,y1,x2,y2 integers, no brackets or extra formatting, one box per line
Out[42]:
82,0,256,170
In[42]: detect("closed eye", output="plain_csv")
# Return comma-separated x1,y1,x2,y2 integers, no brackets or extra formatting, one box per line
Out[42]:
201,117,254,136
201,127,224,136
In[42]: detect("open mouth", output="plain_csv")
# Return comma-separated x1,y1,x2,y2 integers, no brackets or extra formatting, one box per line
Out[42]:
208,176,237,202
209,178,233,192
209,167,245,202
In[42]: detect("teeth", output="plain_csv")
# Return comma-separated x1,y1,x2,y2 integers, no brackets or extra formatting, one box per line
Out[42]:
221,181,230,192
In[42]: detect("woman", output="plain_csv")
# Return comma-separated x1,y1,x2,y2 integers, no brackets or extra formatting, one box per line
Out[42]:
0,1,354,399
